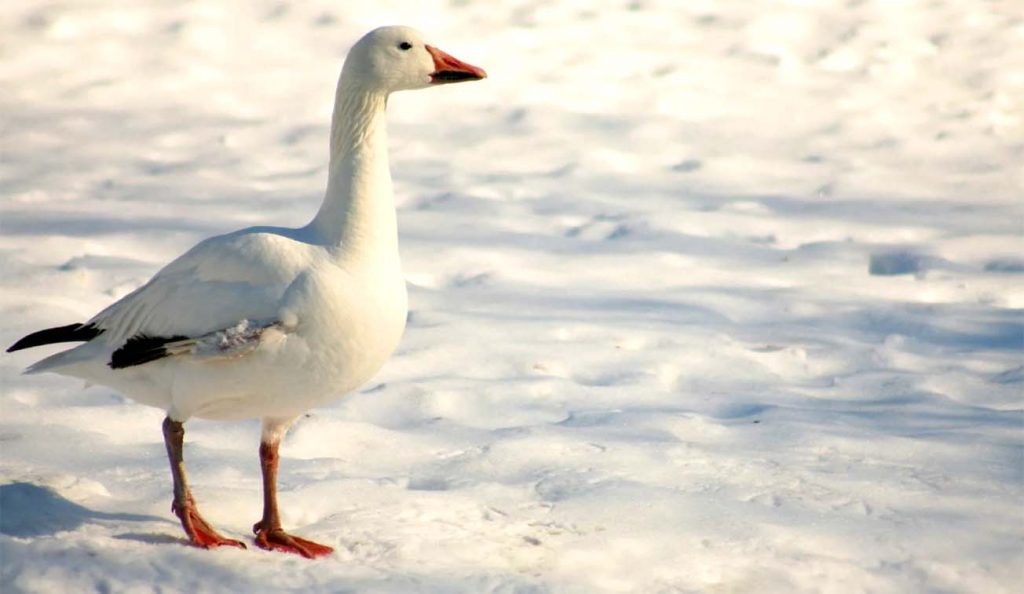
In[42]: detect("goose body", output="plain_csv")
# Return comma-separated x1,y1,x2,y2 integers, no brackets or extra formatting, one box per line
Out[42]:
8,26,486,557
29,221,409,422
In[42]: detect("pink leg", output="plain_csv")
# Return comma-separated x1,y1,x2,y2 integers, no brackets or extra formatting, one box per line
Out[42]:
252,439,334,559
162,417,245,550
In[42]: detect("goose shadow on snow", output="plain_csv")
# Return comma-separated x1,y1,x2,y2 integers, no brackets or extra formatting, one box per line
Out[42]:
0,482,167,540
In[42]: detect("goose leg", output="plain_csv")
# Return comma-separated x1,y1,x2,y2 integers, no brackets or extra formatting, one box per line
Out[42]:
162,416,245,550
252,426,334,559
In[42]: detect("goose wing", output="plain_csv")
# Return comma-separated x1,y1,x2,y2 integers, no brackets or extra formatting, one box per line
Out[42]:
89,230,313,348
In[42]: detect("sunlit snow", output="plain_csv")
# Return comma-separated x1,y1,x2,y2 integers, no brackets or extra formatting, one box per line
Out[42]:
2,1,1021,593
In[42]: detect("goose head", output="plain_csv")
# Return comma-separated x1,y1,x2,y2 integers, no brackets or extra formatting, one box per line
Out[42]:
343,26,487,93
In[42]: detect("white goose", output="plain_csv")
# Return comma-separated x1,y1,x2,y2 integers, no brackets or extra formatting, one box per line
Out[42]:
7,26,486,558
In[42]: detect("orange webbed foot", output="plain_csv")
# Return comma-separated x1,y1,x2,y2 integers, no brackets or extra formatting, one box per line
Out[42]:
172,501,246,550
253,523,334,558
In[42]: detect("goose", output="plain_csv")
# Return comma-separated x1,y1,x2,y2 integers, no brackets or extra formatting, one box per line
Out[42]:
6,26,486,559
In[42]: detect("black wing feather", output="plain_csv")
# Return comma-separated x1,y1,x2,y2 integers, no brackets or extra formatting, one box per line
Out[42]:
109,334,189,369
7,323,103,352
8,322,198,370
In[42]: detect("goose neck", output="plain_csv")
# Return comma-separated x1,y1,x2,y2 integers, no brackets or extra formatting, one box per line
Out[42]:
309,87,397,258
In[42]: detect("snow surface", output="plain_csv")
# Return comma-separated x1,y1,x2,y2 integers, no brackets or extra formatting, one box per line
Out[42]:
1,0,1022,592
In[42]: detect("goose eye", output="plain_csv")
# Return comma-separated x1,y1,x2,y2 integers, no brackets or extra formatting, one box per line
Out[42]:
398,42,412,51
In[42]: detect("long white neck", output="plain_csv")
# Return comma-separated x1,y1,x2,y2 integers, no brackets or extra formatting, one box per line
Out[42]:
307,78,397,263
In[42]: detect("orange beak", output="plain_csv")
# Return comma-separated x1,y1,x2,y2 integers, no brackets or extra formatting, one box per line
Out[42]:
426,45,487,84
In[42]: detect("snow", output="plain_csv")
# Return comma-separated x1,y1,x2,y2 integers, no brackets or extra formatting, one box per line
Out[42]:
1,0,1022,592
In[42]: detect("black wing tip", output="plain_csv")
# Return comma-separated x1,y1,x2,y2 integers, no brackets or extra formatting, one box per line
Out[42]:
109,334,188,369
7,323,103,352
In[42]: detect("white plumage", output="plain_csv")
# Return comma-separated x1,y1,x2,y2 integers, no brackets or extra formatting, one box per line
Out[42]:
29,225,408,422
9,25,486,558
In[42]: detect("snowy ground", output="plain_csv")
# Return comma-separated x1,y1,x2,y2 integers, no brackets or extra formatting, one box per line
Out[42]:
1,0,1022,592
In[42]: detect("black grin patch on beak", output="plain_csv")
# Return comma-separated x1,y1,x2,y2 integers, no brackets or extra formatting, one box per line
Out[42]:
431,70,482,83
